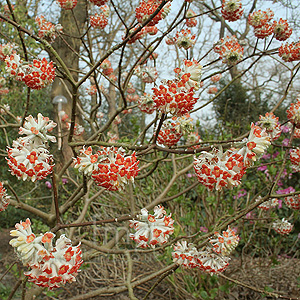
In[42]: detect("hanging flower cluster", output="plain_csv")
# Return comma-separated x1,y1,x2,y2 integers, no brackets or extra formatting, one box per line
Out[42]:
248,9,275,39
284,195,300,210
209,227,239,256
152,77,198,116
256,112,281,141
129,205,174,248
135,0,171,26
86,85,97,96
174,29,196,50
278,41,300,62
135,65,158,83
272,218,293,235
138,93,155,114
0,182,10,212
174,59,203,90
56,0,77,10
74,147,139,191
235,123,271,167
5,54,55,90
256,196,278,210
6,114,56,182
10,218,83,289
214,35,244,65
273,19,293,41
185,9,197,27
194,147,245,191
156,115,194,147
221,0,244,22
290,148,300,172
287,99,300,127
35,15,63,43
90,13,108,29
100,59,114,76
172,240,231,273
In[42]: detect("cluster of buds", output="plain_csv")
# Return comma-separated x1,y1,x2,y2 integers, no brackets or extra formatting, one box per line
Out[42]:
35,15,63,43
272,218,293,235
248,9,277,39
6,114,56,182
10,218,83,289
256,112,281,141
0,182,10,212
5,54,55,90
235,123,271,167
214,35,243,65
172,226,239,274
286,99,300,127
174,29,196,50
56,0,78,9
156,115,194,147
256,196,278,210
278,41,300,62
284,195,300,210
289,147,300,172
209,227,239,256
194,147,245,191
138,93,155,114
221,0,244,22
174,59,203,90
185,9,197,27
74,146,139,191
135,0,171,26
129,205,174,248
135,65,158,83
273,19,293,41
100,59,114,76
152,77,198,116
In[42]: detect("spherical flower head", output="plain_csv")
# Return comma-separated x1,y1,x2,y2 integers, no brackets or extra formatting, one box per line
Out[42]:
214,35,243,65
19,113,57,145
138,93,155,114
156,115,194,147
248,9,274,28
21,58,56,90
254,22,275,39
221,0,244,22
236,123,271,167
272,218,293,235
35,16,63,43
90,13,108,29
209,226,239,256
273,19,292,41
172,241,200,268
7,139,54,182
0,182,10,211
284,195,300,210
197,248,230,273
287,99,300,127
10,219,83,289
194,147,245,191
91,147,139,191
152,78,198,116
278,41,300,62
174,29,196,50
73,146,99,176
129,205,174,248
100,4,110,18
89,0,108,6
257,112,281,141
290,147,300,172
86,85,97,96
256,196,278,210
185,9,197,27
174,59,202,90
56,0,77,9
